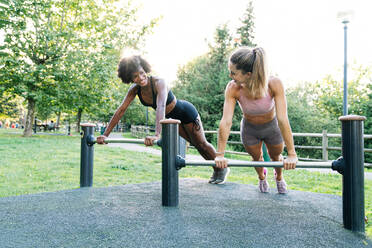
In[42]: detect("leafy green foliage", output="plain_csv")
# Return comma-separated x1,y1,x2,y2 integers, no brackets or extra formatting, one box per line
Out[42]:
173,3,256,145
0,0,158,136
285,65,372,162
173,25,234,133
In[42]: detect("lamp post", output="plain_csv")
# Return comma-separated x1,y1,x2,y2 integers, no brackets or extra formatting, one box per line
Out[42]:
342,19,349,116
338,10,353,116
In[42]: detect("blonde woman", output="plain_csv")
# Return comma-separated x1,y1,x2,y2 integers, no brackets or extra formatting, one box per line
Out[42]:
215,47,297,193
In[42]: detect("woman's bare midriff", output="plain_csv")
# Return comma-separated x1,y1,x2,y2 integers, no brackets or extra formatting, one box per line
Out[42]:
165,97,177,115
243,108,275,125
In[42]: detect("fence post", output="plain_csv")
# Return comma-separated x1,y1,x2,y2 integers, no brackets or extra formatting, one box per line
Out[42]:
178,137,187,158
160,119,181,207
322,130,328,161
80,123,96,187
339,115,366,233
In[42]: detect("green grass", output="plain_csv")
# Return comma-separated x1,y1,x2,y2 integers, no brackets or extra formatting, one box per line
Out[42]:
0,128,371,238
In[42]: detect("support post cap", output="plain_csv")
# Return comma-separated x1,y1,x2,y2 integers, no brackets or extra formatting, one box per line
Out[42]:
159,119,181,124
80,123,96,127
339,115,366,121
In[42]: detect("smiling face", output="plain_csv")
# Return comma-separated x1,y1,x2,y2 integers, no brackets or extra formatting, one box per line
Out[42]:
228,62,251,85
132,67,148,87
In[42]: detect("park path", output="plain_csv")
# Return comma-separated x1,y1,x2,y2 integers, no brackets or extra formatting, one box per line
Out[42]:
108,132,372,180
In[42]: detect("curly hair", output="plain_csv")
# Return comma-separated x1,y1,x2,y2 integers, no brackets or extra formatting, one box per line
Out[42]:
117,55,151,84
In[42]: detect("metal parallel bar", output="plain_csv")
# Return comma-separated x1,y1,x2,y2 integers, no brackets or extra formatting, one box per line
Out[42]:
90,138,160,146
104,138,145,144
183,160,332,169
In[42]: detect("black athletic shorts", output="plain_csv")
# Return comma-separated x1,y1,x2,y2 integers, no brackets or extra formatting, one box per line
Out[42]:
166,100,198,124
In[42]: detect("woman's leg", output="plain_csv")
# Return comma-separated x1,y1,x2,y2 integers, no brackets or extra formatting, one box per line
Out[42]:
265,142,284,180
243,142,266,180
180,115,216,160
180,115,230,184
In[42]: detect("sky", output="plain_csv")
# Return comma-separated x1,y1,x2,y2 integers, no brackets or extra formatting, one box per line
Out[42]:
134,0,372,88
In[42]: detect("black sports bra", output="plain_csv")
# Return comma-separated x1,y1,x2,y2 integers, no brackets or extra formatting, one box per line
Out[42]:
137,76,175,109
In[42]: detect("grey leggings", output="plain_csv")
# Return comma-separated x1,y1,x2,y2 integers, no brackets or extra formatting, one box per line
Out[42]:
240,117,283,146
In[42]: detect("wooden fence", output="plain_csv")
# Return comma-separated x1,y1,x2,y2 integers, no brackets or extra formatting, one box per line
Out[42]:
131,125,155,138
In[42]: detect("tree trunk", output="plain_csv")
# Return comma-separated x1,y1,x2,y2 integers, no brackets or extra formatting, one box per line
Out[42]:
76,108,82,132
23,98,36,137
56,111,61,127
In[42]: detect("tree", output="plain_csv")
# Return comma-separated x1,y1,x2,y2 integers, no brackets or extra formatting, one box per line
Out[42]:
286,65,372,162
236,1,256,47
173,3,258,134
0,92,23,120
0,0,157,136
313,65,371,120
173,25,234,132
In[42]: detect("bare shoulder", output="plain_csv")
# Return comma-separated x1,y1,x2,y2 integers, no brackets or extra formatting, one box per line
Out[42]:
151,76,168,92
226,80,240,92
152,75,166,86
128,84,139,94
268,76,284,94
226,80,240,99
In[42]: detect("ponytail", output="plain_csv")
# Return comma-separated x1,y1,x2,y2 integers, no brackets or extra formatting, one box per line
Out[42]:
230,47,268,98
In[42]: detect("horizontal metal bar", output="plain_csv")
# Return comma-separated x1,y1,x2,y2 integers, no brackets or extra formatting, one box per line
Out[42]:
104,138,146,144
184,160,333,169
93,138,160,146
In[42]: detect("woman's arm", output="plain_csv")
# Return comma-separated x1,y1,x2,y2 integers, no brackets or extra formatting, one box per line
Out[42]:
215,81,238,168
97,84,137,144
144,78,167,146
270,77,297,169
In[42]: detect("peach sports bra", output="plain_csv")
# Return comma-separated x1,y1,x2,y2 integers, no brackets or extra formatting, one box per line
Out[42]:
238,90,275,115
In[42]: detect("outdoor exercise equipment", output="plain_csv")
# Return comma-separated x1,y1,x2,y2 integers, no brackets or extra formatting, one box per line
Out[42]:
80,115,366,233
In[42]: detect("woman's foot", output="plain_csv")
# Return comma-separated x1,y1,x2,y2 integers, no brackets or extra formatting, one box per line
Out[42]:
208,168,218,183
274,169,287,194
258,168,269,193
209,167,230,184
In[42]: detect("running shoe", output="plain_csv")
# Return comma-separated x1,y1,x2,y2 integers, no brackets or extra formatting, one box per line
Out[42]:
213,167,230,184
274,169,288,194
258,167,269,193
208,169,218,183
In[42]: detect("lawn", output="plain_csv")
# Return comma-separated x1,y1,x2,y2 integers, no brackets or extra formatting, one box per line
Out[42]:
0,128,371,237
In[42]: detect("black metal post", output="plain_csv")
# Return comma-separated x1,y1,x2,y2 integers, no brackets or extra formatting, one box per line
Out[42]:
33,117,37,134
160,119,181,207
80,123,96,187
340,115,365,232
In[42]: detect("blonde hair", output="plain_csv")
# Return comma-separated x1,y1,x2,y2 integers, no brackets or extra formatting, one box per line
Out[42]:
229,47,268,98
